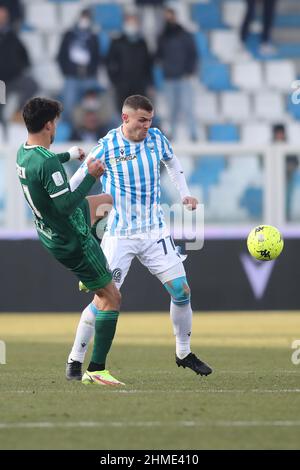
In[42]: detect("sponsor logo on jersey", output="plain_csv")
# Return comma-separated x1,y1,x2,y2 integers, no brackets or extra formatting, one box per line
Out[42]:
115,154,137,163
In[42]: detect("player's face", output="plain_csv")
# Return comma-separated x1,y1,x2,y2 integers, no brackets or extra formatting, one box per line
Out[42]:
122,108,154,142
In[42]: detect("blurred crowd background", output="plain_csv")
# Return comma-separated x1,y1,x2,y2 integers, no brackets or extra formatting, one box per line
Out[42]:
1,0,300,225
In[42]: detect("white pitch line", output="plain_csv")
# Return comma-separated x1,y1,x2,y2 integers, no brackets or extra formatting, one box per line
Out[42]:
1,420,300,430
2,389,300,394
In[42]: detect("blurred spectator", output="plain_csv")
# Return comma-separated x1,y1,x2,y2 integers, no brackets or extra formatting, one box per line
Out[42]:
272,123,286,142
272,123,299,220
240,0,278,56
0,0,23,31
106,12,153,112
156,6,198,141
57,9,102,123
70,89,115,142
0,5,37,125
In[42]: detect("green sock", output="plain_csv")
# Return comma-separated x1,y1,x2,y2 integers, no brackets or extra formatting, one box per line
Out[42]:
90,310,119,366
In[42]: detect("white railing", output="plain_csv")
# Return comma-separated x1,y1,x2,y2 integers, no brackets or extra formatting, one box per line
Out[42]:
1,142,299,238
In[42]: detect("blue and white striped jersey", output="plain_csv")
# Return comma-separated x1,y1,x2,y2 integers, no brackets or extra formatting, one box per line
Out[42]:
84,126,174,236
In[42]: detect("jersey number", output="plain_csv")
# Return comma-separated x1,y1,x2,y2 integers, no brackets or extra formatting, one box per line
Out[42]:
22,184,42,219
157,235,175,255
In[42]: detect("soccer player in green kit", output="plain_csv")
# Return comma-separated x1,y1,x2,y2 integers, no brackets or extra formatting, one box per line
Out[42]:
17,97,124,386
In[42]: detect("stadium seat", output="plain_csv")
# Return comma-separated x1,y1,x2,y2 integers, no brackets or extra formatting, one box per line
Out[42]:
290,186,300,220
201,60,234,91
93,4,123,32
32,62,64,93
208,124,240,142
211,30,243,63
7,123,27,145
20,31,45,64
287,95,300,121
275,14,300,28
59,1,83,30
232,62,263,91
191,2,224,30
221,92,251,122
194,31,214,59
98,31,111,57
240,186,263,218
223,0,246,29
265,61,296,91
188,156,226,203
26,3,58,31
46,32,62,60
254,92,284,121
242,123,272,144
196,92,219,123
286,123,300,144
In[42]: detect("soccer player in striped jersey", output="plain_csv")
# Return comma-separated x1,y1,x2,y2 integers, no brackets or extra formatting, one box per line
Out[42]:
69,95,212,377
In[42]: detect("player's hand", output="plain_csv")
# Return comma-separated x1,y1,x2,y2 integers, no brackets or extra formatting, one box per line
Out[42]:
182,196,198,211
68,146,86,161
87,158,106,179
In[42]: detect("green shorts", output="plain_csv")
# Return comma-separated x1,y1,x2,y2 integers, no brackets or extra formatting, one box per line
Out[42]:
56,199,112,291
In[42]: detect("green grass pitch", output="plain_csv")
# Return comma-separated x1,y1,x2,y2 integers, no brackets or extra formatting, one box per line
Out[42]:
0,312,300,450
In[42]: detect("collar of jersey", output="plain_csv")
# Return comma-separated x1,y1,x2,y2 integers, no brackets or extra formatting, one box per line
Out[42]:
119,126,147,145
23,143,48,150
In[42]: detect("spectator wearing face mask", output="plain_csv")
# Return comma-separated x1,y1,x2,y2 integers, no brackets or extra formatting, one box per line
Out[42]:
106,12,153,112
57,9,102,123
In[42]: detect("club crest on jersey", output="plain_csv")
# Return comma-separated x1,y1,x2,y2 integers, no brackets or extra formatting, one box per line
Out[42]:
112,268,122,283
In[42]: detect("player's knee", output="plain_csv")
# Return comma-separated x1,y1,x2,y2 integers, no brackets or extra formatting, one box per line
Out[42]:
164,276,191,305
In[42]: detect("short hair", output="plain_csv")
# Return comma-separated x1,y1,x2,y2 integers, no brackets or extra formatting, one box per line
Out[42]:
122,95,153,113
23,97,62,133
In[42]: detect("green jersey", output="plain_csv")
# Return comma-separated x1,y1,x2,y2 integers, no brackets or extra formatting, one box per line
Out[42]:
16,144,96,257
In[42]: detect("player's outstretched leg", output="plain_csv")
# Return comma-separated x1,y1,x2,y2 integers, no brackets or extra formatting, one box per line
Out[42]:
82,281,125,386
164,275,213,377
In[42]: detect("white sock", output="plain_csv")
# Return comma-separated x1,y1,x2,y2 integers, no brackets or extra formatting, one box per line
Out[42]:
170,301,192,359
68,304,96,363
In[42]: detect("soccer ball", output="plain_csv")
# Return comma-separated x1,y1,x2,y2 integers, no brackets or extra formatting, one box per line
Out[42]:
247,225,284,261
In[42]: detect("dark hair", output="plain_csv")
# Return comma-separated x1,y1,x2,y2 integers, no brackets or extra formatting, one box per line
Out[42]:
23,97,62,133
123,95,153,112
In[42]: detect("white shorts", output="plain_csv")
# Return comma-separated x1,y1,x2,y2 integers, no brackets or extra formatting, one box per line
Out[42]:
101,230,186,287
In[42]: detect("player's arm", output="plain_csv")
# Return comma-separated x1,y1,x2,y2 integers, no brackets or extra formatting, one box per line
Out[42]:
69,143,105,192
41,157,104,216
56,146,86,164
160,132,198,210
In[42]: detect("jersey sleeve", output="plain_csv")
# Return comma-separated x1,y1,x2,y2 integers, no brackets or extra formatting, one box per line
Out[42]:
157,129,174,161
41,157,70,199
56,152,70,164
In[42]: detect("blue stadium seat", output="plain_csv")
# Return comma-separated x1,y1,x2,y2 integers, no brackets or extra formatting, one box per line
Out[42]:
275,14,300,28
153,65,164,91
191,2,224,30
240,187,263,218
193,32,214,59
98,31,111,57
93,4,123,32
208,124,240,142
189,156,226,203
277,44,300,59
55,122,71,143
201,59,234,91
287,96,300,121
